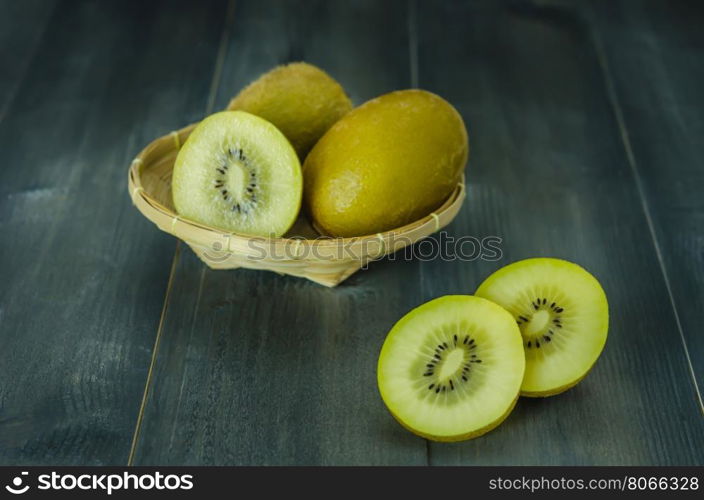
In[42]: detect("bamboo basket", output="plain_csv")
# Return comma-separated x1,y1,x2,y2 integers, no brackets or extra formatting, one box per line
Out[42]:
128,124,466,287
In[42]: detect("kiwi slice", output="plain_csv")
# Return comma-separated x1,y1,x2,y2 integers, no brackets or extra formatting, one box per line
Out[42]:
377,295,525,441
172,111,302,237
476,258,609,397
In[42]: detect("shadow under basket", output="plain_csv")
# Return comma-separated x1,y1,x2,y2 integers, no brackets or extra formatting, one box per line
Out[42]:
128,124,466,287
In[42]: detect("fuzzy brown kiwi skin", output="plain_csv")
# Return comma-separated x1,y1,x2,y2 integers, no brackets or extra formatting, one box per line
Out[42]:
226,62,352,160
384,395,519,442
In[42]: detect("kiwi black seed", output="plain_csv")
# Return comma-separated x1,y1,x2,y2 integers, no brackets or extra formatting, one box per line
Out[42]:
514,297,566,350
475,258,609,397
211,148,260,215
422,334,482,394
377,296,525,441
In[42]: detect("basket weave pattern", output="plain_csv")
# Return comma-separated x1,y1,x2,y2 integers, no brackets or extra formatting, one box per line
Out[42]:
128,124,466,286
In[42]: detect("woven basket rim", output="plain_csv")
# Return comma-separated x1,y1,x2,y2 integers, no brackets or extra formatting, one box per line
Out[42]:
128,123,466,251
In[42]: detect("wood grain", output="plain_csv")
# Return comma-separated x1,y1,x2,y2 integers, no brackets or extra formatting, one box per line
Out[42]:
0,0,56,122
415,0,704,465
2,0,702,466
590,0,704,405
131,0,429,465
0,0,228,464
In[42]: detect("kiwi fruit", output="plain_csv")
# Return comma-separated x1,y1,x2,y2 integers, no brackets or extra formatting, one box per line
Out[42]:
475,258,609,397
304,89,468,237
227,62,352,160
172,111,302,237
377,295,525,441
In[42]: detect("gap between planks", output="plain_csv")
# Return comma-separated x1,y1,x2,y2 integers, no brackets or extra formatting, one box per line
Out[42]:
127,0,238,465
591,20,704,415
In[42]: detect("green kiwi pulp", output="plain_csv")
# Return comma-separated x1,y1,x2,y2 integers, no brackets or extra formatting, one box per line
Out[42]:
419,330,483,396
172,111,302,237
214,147,259,214
515,296,567,350
476,258,609,397
377,296,524,441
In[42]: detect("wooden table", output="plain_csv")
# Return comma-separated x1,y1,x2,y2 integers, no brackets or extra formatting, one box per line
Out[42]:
1,0,702,465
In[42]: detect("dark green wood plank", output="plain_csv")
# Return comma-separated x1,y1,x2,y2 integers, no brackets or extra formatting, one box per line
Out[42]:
591,0,704,405
0,0,56,121
133,0,427,465
0,0,228,464
415,0,703,465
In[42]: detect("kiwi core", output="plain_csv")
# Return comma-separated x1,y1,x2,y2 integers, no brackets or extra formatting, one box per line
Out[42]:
226,161,248,198
213,147,259,215
421,334,483,395
525,310,550,335
515,296,566,349
438,349,465,380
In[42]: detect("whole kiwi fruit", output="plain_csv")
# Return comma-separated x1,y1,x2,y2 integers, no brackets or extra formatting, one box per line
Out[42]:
227,62,352,160
303,89,468,237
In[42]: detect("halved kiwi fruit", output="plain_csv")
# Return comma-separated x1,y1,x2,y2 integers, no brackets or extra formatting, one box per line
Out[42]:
172,111,302,237
476,258,609,397
377,295,525,441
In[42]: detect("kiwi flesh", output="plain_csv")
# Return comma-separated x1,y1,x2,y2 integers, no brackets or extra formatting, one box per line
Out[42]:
475,258,609,397
377,295,525,441
227,62,352,160
172,111,302,237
